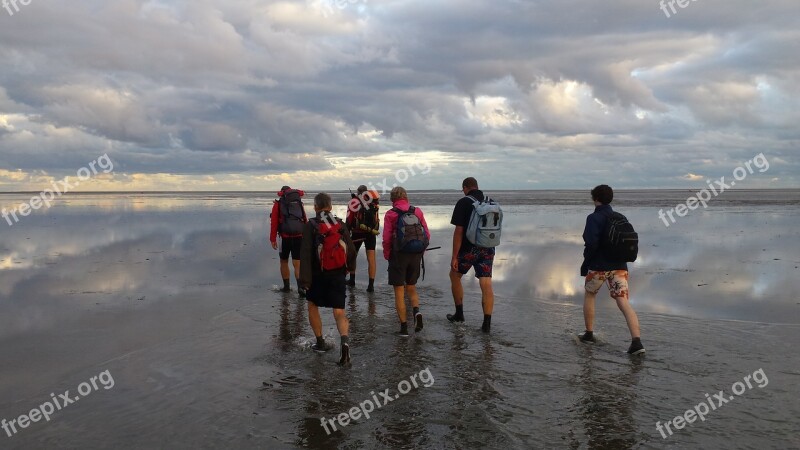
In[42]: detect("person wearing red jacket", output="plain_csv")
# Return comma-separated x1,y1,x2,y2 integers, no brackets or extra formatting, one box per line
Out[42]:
270,186,308,295
382,186,431,336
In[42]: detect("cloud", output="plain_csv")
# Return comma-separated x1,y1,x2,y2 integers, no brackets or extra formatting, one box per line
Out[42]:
0,0,797,190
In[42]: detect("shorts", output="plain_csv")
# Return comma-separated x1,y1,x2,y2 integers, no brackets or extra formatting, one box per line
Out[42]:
353,234,377,251
388,252,423,286
456,246,495,278
307,269,347,309
279,236,302,260
584,270,629,299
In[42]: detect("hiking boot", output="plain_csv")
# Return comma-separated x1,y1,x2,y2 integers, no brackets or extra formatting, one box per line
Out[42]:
338,344,351,366
280,286,291,293
446,313,464,323
414,313,424,332
579,331,596,343
481,323,490,333
347,277,356,287
311,342,331,353
627,338,646,355
398,323,410,337
366,284,374,293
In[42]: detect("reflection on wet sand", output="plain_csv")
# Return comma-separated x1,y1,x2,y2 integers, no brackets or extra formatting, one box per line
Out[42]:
0,192,798,449
571,349,645,450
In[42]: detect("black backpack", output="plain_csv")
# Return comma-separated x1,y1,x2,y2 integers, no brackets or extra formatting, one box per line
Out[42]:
278,190,305,235
602,212,638,262
355,202,379,230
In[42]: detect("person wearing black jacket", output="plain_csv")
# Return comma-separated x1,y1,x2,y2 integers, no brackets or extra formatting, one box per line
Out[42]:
580,185,645,355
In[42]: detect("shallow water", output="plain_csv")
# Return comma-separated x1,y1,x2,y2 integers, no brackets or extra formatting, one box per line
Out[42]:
0,191,798,449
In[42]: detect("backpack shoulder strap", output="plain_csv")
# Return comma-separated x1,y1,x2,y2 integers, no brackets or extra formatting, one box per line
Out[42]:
408,206,415,214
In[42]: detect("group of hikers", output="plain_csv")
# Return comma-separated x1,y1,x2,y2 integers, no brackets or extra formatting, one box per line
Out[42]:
269,179,645,365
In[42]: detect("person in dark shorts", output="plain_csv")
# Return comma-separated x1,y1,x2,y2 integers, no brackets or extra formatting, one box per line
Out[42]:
299,193,357,365
447,177,495,332
270,185,308,296
346,185,380,292
382,187,431,336
579,185,645,355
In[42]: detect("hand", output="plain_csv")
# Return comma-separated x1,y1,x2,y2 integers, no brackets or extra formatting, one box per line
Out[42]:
271,241,278,250
450,256,459,272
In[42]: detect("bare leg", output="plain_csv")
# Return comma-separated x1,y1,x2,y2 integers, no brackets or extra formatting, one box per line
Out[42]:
292,259,300,283
478,277,494,315
307,301,322,337
333,308,349,336
280,259,290,281
366,250,377,280
614,295,641,339
407,284,420,309
449,270,464,306
583,290,596,332
394,285,406,323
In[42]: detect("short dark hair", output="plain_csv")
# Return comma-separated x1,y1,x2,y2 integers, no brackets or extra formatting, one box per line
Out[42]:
357,185,368,194
462,177,478,189
591,185,613,204
314,192,332,210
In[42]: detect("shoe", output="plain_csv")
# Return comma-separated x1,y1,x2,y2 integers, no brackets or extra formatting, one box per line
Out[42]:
446,313,464,323
579,331,596,343
280,286,291,293
298,287,306,298
311,342,331,353
627,339,646,355
398,323,409,337
338,344,351,365
414,313,423,332
366,284,374,293
481,323,490,333
347,278,355,287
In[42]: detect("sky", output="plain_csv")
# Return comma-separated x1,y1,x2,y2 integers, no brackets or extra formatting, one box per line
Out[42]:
0,0,797,191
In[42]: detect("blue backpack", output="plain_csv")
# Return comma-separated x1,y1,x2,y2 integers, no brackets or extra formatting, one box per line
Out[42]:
465,195,503,248
391,206,429,253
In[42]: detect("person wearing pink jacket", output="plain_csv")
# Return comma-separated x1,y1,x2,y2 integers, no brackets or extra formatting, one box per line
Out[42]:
382,187,431,336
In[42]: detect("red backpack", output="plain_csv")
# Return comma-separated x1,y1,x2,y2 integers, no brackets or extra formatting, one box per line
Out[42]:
311,216,348,271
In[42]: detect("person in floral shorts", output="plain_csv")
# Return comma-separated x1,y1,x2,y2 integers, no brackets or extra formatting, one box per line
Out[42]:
580,185,645,355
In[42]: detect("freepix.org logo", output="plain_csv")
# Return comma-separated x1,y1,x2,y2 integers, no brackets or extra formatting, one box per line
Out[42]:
2,154,114,227
2,0,32,17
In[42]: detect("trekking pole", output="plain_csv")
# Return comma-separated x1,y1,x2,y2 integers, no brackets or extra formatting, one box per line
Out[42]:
426,246,442,251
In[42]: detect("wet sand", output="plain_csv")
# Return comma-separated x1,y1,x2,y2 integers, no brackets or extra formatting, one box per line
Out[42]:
0,191,798,449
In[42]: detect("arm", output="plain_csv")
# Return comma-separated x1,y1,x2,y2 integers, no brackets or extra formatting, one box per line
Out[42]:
581,215,601,276
341,222,357,270
451,226,463,272
346,199,358,228
382,210,395,261
299,223,313,288
270,202,280,249
417,208,431,241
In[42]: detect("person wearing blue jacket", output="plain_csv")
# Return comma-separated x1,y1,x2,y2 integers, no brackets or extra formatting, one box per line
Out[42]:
579,185,645,355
